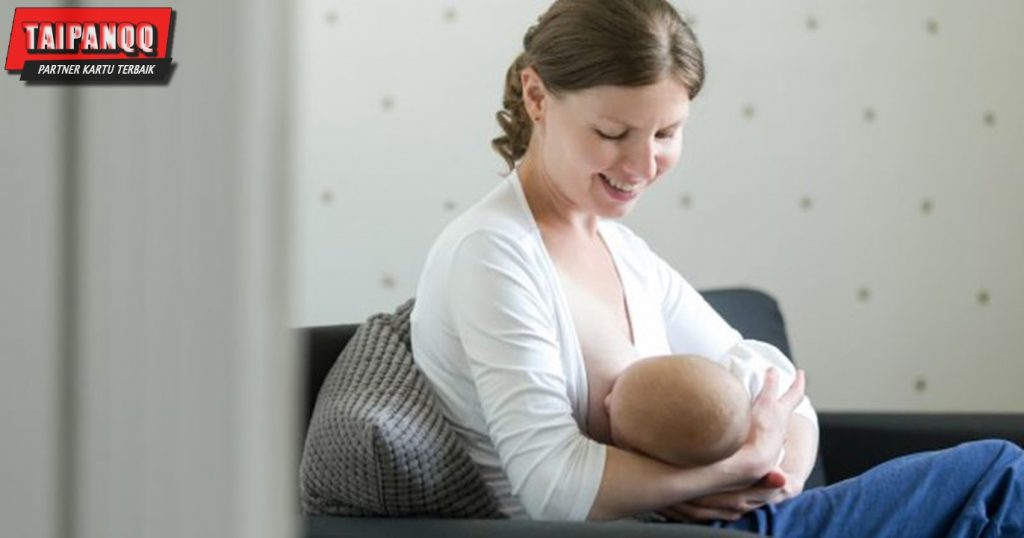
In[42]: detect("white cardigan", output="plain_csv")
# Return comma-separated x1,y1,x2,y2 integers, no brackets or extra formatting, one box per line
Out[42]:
410,172,816,521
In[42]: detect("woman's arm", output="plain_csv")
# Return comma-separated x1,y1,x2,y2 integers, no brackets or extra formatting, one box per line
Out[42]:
587,445,753,520
668,393,818,522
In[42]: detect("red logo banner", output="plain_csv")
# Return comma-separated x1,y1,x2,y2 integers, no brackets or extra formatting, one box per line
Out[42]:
5,7,175,82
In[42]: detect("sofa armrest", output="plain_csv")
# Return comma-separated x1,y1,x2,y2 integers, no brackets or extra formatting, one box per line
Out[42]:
305,516,756,537
818,412,1024,484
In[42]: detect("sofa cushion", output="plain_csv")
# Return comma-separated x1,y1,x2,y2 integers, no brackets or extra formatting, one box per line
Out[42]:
299,299,503,518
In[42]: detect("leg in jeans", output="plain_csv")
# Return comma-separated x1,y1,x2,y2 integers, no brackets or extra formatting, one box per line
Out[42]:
714,440,1024,537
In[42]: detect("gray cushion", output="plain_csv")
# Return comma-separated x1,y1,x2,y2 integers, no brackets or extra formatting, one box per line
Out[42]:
299,299,503,518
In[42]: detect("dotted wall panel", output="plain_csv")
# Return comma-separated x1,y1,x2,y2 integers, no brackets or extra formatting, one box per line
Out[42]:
291,1,1024,412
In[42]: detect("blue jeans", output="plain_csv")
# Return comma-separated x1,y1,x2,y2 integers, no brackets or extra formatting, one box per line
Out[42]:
714,440,1024,537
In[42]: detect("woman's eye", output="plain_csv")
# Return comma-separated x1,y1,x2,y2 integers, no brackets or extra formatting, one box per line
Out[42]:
656,129,677,139
596,129,628,141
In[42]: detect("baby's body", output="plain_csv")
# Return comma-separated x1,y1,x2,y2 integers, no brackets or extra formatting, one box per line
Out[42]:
604,354,753,468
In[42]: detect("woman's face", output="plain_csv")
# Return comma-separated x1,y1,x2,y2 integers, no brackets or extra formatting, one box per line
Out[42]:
523,71,691,220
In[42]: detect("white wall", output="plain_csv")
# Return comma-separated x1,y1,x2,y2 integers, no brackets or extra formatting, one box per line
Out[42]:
293,0,1024,412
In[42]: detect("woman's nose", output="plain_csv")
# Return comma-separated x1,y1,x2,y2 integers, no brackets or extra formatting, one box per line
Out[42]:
621,139,658,182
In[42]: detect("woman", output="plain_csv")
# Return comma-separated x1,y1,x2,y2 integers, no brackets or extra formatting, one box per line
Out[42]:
409,0,1023,534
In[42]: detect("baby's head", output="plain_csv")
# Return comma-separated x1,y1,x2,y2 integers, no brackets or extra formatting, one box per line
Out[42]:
605,355,751,467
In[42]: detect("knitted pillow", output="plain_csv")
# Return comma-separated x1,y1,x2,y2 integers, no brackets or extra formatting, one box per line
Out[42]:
299,299,503,518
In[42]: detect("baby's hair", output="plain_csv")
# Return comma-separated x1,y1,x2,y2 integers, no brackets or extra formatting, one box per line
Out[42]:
492,0,705,173
610,355,750,467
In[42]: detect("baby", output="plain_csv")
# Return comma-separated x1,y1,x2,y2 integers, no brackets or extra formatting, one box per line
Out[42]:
604,354,753,468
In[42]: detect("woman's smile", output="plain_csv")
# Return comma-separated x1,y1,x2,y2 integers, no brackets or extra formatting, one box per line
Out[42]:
597,173,641,202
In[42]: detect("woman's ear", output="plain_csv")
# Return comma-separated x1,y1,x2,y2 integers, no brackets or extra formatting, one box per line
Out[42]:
520,66,547,125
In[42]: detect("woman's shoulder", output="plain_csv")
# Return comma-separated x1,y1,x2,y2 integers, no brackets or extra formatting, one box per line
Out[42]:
417,179,549,286
414,176,554,318
433,176,541,254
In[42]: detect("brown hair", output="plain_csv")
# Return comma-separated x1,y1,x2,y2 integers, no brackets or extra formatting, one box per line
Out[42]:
492,0,705,173
609,355,749,467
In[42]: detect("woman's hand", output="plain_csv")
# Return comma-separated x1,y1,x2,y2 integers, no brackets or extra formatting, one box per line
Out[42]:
736,368,806,479
660,369,807,522
660,468,803,522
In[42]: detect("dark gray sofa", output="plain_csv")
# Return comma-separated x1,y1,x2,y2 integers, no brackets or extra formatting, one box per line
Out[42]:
299,288,1024,537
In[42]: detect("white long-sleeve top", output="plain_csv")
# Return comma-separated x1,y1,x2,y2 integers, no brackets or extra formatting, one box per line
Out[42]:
410,171,816,521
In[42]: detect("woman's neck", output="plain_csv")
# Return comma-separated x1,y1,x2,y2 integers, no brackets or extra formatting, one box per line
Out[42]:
517,153,600,241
